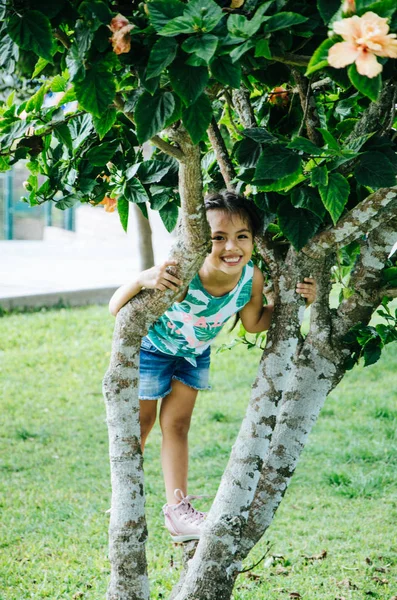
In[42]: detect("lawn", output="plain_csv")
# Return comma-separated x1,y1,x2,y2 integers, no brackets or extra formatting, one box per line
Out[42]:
0,305,396,599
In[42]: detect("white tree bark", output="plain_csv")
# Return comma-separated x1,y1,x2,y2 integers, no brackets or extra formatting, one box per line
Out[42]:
103,128,210,600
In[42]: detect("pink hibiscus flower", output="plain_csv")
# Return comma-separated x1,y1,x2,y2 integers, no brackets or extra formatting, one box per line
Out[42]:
108,13,133,55
328,11,397,78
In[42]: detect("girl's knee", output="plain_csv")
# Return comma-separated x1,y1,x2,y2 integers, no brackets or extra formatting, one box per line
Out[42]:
160,414,191,438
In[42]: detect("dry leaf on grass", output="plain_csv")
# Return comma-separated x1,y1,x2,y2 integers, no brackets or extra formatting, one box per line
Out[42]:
289,593,302,599
303,550,327,561
337,578,359,590
372,576,389,584
274,565,290,576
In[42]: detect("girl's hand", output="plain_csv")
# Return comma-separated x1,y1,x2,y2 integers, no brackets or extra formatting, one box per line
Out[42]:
138,260,183,292
296,277,316,306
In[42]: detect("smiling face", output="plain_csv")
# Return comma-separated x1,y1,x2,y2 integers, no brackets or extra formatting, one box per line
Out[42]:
205,209,254,276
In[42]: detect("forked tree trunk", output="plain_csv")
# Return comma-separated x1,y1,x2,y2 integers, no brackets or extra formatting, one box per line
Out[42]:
103,128,210,600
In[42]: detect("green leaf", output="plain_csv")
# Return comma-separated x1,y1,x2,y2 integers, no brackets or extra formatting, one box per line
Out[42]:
148,0,185,32
182,34,218,63
182,94,213,144
278,199,321,251
138,160,171,184
311,164,328,187
74,64,116,118
86,140,120,166
56,193,81,210
78,0,112,27
183,0,223,32
227,3,272,37
317,0,341,23
147,38,178,80
230,39,255,63
124,178,149,203
243,128,276,143
264,12,308,32
319,173,350,224
234,138,262,168
25,83,47,113
210,55,241,88
169,60,209,106
354,151,396,188
8,10,53,60
291,186,326,219
254,145,302,180
159,16,197,36
0,34,19,68
305,37,335,76
317,127,340,151
363,341,382,367
256,168,305,192
160,203,179,232
53,123,73,151
287,137,324,156
135,91,175,144
255,38,272,59
57,86,76,106
150,193,170,211
117,197,129,232
348,64,382,102
356,0,396,17
382,267,397,284
50,75,67,93
92,106,117,140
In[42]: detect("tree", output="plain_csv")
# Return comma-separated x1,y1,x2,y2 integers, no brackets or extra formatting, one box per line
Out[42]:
1,1,397,598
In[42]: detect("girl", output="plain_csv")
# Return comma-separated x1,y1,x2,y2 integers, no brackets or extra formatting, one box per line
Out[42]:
109,191,316,542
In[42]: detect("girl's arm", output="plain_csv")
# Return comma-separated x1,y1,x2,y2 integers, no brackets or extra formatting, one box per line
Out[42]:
109,260,183,316
240,267,273,333
239,269,317,333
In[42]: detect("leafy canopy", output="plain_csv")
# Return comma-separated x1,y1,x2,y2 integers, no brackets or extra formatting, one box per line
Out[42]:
0,0,396,289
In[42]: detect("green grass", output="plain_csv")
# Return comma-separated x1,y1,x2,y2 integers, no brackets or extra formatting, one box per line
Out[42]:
0,306,396,599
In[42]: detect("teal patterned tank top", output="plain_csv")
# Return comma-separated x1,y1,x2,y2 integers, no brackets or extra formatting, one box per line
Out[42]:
147,261,254,365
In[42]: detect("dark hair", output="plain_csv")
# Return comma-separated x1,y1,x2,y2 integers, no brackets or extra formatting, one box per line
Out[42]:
204,190,263,238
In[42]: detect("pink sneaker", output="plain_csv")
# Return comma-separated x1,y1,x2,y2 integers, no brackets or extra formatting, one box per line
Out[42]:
163,489,206,542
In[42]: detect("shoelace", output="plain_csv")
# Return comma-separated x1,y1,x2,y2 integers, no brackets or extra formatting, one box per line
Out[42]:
172,488,207,520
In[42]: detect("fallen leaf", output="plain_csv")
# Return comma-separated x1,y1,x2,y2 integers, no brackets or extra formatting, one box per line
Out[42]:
72,593,84,599
274,565,290,576
372,576,389,584
289,593,302,599
374,565,389,573
337,578,359,590
245,572,262,581
303,549,327,561
389,596,397,600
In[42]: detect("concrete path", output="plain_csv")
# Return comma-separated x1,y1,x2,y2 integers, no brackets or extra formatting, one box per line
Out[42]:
0,204,174,310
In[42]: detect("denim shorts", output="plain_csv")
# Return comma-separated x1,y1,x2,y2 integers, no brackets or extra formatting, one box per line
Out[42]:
139,337,211,400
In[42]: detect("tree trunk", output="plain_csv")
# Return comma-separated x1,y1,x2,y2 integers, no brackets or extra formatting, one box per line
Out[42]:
131,203,155,271
103,128,210,600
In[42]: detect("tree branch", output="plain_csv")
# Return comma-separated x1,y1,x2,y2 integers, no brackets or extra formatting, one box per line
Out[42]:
292,69,322,146
54,27,71,49
333,217,397,339
345,78,397,147
207,117,236,190
150,134,184,161
302,186,397,259
232,88,257,129
271,53,311,67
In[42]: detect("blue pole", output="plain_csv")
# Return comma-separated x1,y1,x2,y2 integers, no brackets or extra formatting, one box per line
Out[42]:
45,201,52,226
64,206,75,231
4,170,13,240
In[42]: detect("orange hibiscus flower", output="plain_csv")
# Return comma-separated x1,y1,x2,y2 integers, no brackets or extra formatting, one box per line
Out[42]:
328,11,397,78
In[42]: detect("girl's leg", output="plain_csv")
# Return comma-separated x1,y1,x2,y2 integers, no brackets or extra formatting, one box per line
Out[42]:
139,399,158,452
159,380,198,505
